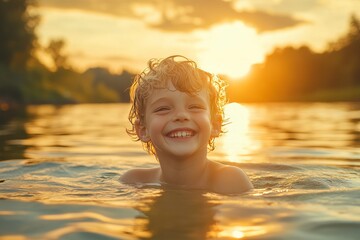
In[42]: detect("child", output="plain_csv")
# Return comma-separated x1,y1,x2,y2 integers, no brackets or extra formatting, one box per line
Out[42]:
120,55,253,194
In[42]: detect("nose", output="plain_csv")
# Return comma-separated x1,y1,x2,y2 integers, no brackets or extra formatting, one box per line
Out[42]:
173,108,189,122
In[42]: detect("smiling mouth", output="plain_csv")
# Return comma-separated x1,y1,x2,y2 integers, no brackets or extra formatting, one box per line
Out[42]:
167,130,195,138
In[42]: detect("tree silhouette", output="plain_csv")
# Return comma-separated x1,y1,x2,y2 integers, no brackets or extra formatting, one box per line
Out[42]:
228,14,360,102
0,0,39,69
45,39,69,71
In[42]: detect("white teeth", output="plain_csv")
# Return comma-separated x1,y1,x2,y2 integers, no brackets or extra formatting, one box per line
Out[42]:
170,131,193,138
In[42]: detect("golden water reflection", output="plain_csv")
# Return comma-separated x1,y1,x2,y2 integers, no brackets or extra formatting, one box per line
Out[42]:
215,225,270,239
135,190,216,239
132,189,277,240
221,103,261,162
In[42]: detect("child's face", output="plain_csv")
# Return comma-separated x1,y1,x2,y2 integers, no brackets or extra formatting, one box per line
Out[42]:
136,82,219,159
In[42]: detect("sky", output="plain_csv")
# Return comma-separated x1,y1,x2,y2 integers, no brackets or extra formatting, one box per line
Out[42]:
36,0,360,79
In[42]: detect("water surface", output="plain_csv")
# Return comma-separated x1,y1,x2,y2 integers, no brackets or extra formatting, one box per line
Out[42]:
0,102,359,239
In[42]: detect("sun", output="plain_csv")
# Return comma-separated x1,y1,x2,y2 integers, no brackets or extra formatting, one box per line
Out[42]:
196,21,264,79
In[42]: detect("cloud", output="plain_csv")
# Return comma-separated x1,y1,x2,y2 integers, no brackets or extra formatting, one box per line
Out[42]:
39,0,306,32
243,0,321,13
39,0,135,18
235,10,305,32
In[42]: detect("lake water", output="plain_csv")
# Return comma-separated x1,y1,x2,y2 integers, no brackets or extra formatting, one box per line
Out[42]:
0,102,359,240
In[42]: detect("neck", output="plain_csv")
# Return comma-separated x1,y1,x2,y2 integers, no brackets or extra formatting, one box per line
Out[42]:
158,154,210,188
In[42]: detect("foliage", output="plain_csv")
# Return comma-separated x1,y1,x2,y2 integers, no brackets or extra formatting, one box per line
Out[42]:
0,0,39,69
228,14,360,102
0,0,132,106
45,39,69,71
83,68,133,102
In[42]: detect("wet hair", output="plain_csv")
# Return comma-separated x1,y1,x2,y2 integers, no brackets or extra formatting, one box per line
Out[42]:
127,55,227,155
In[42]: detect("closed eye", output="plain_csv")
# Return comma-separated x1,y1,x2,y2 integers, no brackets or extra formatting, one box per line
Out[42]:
189,104,206,110
153,106,171,113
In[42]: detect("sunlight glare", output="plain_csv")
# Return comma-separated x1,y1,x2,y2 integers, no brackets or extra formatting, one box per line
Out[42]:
196,21,264,79
221,103,256,162
217,225,269,239
232,228,245,239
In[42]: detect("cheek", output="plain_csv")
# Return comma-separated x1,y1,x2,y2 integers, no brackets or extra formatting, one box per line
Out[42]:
147,116,166,135
198,111,212,123
195,114,213,131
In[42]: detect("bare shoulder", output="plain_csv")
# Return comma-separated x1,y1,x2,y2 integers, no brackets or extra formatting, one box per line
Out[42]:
210,162,253,194
119,167,161,184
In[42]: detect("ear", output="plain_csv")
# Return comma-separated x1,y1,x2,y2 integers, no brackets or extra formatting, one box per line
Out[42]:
211,114,222,137
135,119,151,142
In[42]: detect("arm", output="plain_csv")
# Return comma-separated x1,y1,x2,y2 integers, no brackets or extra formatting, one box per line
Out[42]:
212,166,253,194
119,167,161,184
119,169,141,183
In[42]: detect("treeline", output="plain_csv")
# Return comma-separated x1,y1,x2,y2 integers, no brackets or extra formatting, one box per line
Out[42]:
227,15,360,102
1,1,360,107
0,62,133,105
0,0,134,106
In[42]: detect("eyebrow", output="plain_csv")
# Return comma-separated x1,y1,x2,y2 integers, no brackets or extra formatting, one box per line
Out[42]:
148,97,170,108
149,94,208,107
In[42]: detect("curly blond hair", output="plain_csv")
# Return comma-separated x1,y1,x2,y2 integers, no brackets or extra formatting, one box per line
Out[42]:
127,55,227,156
